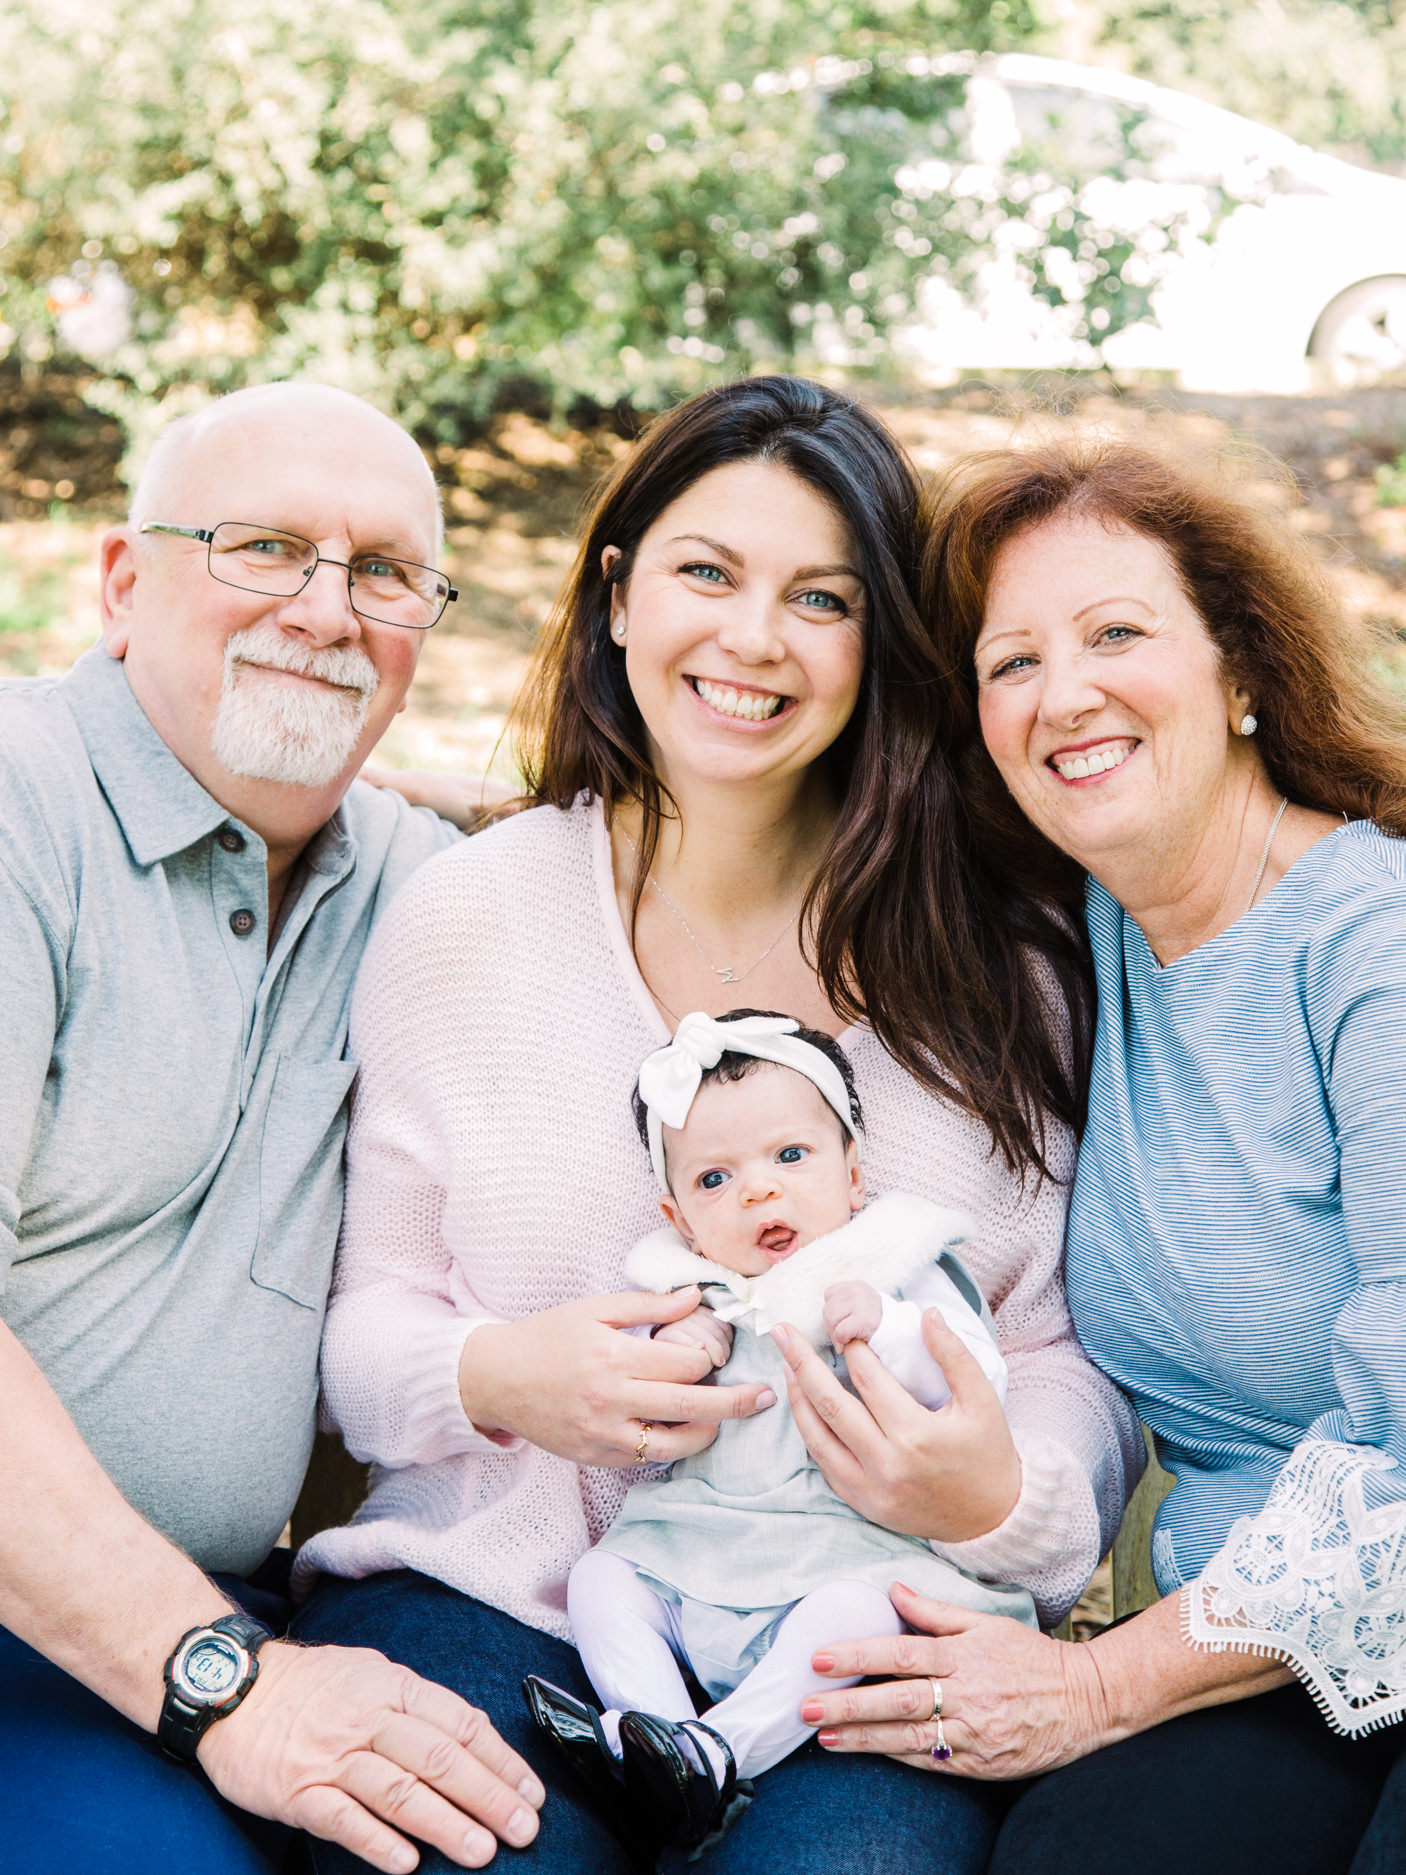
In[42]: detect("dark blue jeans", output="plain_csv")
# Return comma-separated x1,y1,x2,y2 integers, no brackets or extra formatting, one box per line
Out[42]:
990,1682,1406,1875
292,1568,1007,1875
0,1568,295,1875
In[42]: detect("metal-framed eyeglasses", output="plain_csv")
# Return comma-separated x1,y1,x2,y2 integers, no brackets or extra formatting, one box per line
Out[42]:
138,521,458,631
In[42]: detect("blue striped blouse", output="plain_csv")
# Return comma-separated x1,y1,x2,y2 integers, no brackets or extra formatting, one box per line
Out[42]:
1066,822,1406,1604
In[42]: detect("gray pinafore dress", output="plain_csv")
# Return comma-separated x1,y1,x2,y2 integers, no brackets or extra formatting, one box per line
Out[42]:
596,1283,1038,1701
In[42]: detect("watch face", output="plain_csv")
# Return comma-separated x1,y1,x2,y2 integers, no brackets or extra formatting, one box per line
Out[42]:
181,1637,242,1702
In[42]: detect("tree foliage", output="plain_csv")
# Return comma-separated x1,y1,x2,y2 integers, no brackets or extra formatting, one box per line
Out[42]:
1,0,1393,443
0,0,1169,439
1092,0,1406,172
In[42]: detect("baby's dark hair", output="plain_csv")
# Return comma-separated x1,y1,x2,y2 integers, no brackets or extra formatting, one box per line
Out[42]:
631,1008,865,1154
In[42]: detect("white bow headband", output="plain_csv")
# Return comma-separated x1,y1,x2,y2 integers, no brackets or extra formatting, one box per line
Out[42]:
637,1011,858,1191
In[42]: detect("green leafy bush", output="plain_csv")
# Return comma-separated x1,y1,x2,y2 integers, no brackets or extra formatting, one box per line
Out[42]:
0,0,1195,451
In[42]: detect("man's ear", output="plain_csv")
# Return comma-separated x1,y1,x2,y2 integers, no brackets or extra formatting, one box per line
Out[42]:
99,527,139,657
660,1192,696,1245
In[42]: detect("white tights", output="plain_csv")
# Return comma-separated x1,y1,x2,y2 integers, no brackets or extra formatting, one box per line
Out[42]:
566,1549,904,1781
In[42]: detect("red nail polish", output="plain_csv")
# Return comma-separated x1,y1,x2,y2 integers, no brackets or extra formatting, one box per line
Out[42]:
817,1730,838,1747
812,1652,834,1672
800,1701,823,1723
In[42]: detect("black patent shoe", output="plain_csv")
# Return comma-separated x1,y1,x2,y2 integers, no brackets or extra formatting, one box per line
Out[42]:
520,1676,630,1822
617,1711,753,1854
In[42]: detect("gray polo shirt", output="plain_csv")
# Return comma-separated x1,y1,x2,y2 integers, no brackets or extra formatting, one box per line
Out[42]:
0,647,456,1575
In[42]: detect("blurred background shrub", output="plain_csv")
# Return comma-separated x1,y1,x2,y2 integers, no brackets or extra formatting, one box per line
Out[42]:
0,0,1218,456
5,0,1406,463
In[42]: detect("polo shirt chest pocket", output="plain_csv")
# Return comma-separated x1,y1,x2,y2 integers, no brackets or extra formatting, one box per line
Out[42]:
251,1053,359,1309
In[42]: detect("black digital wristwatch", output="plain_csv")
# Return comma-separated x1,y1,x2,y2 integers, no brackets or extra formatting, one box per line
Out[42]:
158,1612,274,1765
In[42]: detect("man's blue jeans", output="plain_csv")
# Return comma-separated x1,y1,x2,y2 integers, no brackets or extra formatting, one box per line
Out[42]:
0,1571,294,1875
292,1567,1008,1875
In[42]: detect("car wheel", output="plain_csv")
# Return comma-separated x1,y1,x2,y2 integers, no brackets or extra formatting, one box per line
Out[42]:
1309,275,1406,385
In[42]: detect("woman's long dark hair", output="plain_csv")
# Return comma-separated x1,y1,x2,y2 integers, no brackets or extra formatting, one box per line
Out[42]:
511,377,1090,1176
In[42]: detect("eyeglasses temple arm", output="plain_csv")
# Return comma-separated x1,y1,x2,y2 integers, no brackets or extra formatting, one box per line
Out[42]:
138,523,215,542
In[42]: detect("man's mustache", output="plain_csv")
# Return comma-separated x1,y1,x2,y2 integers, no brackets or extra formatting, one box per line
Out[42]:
223,624,380,701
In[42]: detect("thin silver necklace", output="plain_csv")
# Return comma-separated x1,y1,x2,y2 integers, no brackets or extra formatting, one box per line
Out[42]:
622,832,799,986
1242,796,1289,917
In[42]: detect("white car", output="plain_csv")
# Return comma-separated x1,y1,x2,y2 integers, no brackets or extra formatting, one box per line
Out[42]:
859,53,1406,391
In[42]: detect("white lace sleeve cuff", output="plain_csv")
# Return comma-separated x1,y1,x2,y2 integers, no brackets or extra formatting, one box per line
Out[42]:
1184,1438,1406,1735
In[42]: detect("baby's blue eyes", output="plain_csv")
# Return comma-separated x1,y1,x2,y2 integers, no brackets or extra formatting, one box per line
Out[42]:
699,1169,729,1190
778,1146,807,1164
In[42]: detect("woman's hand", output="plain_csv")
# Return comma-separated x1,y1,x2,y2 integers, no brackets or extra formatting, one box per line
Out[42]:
774,1306,1021,1542
801,1582,1112,1779
459,1288,774,1467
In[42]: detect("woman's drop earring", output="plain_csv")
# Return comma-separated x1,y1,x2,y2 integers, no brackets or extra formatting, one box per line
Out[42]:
1240,714,1258,737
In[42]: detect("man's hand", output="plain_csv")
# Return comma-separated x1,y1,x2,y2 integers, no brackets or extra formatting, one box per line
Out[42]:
823,1280,883,1348
200,1641,545,1872
360,766,519,832
652,1304,733,1370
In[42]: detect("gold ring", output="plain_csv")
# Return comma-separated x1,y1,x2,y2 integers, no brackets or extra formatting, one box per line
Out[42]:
634,1421,652,1464
926,1676,943,1722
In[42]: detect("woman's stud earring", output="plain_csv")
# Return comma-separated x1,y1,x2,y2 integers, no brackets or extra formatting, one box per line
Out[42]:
611,622,626,643
1240,714,1258,737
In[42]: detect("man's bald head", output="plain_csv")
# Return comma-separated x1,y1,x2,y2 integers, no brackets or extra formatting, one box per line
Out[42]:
129,382,444,559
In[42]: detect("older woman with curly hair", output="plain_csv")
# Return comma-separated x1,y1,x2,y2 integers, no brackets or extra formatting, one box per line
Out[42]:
788,437,1406,1874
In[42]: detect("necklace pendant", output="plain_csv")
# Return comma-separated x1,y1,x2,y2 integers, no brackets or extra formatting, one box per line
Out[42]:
717,967,739,984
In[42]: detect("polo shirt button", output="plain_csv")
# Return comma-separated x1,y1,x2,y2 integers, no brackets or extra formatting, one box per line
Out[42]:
229,908,257,937
218,828,246,853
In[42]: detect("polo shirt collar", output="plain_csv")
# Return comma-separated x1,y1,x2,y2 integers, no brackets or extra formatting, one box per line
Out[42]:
61,645,248,866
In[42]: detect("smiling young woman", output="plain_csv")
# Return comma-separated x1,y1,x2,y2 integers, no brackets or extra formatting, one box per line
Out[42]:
290,380,1142,1875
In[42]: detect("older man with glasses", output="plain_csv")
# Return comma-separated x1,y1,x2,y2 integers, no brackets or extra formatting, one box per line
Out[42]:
0,382,543,1874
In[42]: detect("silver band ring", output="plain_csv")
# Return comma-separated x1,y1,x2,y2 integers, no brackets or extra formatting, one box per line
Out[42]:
634,1421,652,1464
926,1677,943,1722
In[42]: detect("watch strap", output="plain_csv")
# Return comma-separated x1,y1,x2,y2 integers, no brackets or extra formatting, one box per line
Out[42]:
159,1613,273,1766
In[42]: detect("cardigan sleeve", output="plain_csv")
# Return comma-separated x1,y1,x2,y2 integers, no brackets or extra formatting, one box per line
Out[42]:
1187,888,1406,1734
317,864,525,1470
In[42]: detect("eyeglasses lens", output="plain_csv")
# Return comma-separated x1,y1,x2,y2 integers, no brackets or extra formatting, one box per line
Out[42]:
206,523,448,628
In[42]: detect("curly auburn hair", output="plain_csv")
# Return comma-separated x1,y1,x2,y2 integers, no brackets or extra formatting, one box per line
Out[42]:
923,434,1406,843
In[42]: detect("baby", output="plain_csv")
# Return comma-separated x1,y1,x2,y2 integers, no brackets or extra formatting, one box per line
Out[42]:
525,1010,1036,1852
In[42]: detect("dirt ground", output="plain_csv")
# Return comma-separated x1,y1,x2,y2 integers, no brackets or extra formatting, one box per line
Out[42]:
4,374,1406,784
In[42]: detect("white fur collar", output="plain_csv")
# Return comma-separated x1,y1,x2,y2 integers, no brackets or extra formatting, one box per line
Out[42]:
624,1191,977,1346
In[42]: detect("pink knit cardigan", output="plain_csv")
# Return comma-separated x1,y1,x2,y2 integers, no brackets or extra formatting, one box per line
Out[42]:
296,798,1142,1629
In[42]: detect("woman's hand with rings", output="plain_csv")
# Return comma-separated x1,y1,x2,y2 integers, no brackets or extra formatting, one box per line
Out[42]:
457,1288,775,1469
772,1306,1021,1542
799,1582,1114,1779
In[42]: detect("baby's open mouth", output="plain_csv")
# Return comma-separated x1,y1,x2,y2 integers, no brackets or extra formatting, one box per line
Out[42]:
757,1222,799,1261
